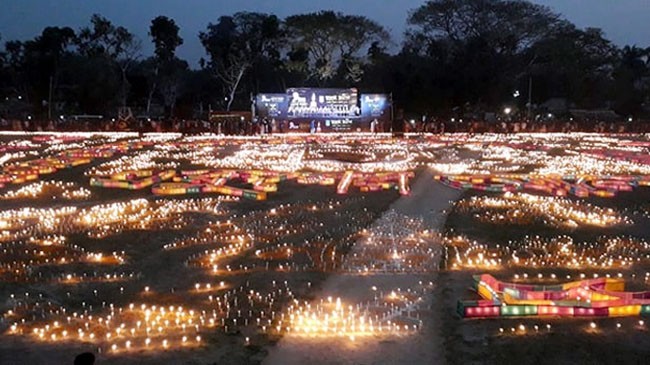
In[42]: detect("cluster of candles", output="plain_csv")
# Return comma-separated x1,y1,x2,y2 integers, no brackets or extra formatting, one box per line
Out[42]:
206,144,306,172
179,197,386,275
454,192,629,228
0,138,41,153
509,271,650,282
7,302,211,353
425,134,650,178
0,189,408,355
429,144,540,175
186,240,254,274
278,292,423,340
0,235,125,281
2,131,650,358
243,200,344,241
0,180,91,200
445,235,650,270
536,152,650,177
165,139,416,174
57,271,138,284
0,279,300,354
1,136,154,188
14,131,641,202
302,144,413,173
342,211,438,273
0,206,79,241
2,132,649,179
75,198,226,239
495,320,648,336
162,219,243,250
246,197,389,272
84,150,178,177
496,323,553,336
259,205,442,340
0,197,232,284
0,198,227,242
151,140,229,164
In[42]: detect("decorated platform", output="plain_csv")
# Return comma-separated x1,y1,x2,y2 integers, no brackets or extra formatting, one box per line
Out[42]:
458,274,650,318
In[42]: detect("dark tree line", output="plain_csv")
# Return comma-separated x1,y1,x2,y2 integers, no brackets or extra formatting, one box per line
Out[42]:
0,0,648,121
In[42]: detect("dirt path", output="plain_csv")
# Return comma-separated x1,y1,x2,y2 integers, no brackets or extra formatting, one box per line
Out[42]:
263,170,462,365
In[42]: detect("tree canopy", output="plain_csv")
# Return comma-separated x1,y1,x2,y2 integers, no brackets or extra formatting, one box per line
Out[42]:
0,2,648,120
199,12,282,110
284,11,389,82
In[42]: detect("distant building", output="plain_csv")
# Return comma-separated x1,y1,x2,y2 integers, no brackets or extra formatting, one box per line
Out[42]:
540,98,572,114
569,109,621,122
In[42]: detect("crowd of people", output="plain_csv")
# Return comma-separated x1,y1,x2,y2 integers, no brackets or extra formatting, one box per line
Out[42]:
1,116,648,135
404,118,649,134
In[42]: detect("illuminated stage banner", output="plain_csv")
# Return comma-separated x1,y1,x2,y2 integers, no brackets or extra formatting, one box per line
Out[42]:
256,94,288,119
286,88,359,119
361,94,391,120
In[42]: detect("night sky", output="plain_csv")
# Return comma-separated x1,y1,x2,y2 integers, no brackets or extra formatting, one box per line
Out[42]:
2,0,648,67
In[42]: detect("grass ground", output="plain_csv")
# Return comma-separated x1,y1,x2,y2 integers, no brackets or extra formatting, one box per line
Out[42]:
438,188,650,365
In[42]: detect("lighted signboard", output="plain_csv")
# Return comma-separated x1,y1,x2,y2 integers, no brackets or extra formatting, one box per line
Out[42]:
256,94,288,119
361,94,391,120
286,88,359,119
254,88,387,131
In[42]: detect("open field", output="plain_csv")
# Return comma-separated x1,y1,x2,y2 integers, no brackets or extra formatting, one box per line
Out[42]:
439,187,650,364
1,132,650,364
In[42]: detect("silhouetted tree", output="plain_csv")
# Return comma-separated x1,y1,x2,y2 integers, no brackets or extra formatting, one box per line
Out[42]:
148,16,185,116
284,11,389,84
73,15,139,113
612,46,650,116
200,12,282,111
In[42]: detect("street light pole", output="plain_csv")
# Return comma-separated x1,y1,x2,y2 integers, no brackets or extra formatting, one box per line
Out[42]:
250,93,256,123
527,75,532,121
48,75,53,121
389,92,394,133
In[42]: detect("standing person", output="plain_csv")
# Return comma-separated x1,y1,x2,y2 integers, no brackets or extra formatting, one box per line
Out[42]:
74,352,95,365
